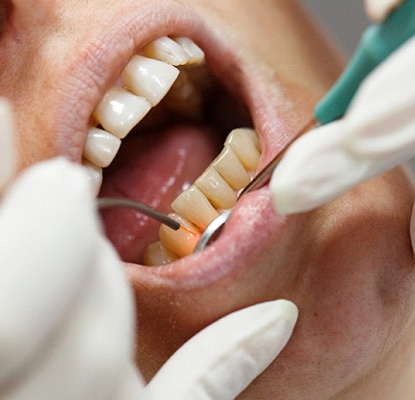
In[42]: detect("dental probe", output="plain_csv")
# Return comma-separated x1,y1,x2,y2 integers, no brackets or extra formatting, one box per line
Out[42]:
97,198,180,230
193,0,415,253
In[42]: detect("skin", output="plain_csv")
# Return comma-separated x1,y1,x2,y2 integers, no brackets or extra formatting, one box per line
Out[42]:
1,0,415,398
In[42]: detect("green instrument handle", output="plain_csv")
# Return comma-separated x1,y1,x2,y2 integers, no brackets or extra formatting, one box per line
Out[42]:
315,0,415,125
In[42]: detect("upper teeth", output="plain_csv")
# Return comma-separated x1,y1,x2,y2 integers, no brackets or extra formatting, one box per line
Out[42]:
122,56,180,106
143,36,189,66
81,36,205,193
83,127,121,168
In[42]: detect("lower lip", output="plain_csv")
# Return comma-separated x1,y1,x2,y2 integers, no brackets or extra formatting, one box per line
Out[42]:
124,186,289,287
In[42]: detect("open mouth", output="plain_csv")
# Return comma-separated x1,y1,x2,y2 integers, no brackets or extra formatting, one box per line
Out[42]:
83,35,268,267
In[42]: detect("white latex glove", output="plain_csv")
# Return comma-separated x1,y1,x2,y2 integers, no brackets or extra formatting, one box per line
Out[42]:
365,0,404,22
0,99,298,400
0,104,141,399
270,31,415,216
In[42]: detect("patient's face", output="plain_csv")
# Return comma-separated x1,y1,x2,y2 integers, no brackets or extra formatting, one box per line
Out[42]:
2,0,415,398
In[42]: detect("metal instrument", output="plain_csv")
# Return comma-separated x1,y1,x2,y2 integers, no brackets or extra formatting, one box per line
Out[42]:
193,0,415,252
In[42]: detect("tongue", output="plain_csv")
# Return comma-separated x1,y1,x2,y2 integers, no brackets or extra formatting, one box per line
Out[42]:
99,125,222,263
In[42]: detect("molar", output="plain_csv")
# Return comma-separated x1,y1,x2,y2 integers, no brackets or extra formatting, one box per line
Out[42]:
172,37,205,64
93,86,151,139
143,36,189,66
122,55,180,106
83,127,121,168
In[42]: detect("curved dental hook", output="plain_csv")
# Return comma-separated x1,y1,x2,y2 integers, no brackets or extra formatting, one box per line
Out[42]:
97,197,180,231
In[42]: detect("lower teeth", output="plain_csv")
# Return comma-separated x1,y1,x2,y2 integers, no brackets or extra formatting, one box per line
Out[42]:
143,127,261,266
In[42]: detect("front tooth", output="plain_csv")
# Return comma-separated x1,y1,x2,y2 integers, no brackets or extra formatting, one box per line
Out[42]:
93,86,151,139
144,241,179,266
122,55,180,106
159,214,200,257
171,185,219,230
212,146,250,190
82,159,103,196
173,37,205,64
225,128,261,171
195,167,237,209
83,127,121,168
143,36,188,66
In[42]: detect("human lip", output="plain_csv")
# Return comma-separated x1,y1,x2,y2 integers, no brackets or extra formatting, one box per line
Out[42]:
129,188,289,287
54,2,292,165
53,2,296,283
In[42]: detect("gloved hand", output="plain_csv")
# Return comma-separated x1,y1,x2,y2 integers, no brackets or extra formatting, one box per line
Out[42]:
0,98,298,400
270,3,415,216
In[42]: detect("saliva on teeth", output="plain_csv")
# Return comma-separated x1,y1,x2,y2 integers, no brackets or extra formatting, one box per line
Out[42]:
144,127,261,266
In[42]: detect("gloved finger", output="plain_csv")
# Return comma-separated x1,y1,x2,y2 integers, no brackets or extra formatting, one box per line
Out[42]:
270,121,373,214
0,98,17,192
347,36,415,163
6,238,143,400
365,0,404,22
0,158,101,386
143,300,298,400
271,36,415,215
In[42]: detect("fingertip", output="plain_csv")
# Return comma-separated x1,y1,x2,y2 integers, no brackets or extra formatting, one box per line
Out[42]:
269,129,325,215
271,121,366,215
270,165,300,215
0,158,100,278
11,158,96,218
364,0,403,22
253,300,299,353
271,299,299,325
25,158,93,201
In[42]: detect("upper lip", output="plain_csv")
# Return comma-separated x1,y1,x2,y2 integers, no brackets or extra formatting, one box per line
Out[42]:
54,2,288,167
53,2,295,282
